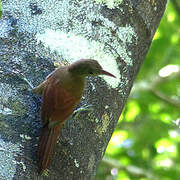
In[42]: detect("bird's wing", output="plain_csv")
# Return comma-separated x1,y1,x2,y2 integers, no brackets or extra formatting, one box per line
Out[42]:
41,77,79,127
32,80,47,95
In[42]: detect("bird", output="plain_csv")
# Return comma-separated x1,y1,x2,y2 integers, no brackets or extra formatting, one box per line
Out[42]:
33,59,115,173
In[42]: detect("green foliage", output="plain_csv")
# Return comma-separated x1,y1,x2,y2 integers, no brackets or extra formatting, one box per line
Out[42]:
96,1,180,180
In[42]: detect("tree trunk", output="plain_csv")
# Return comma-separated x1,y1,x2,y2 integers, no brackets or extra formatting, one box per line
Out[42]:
0,0,167,179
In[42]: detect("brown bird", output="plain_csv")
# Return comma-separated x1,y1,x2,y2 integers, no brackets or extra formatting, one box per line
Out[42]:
33,59,115,173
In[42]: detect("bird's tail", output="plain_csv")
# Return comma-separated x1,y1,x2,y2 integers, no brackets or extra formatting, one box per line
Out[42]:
37,123,62,172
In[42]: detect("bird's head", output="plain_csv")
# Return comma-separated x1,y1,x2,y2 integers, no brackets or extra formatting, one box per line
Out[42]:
68,59,116,78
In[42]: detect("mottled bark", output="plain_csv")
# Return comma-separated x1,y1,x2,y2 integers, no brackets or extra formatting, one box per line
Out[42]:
0,0,167,179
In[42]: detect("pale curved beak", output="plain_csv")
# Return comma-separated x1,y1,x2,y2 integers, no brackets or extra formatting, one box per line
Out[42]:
101,70,116,78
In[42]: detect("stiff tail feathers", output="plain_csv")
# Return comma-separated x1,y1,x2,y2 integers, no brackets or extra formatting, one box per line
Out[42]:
37,123,61,172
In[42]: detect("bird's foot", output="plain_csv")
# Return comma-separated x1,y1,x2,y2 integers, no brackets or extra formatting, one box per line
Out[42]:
73,104,94,118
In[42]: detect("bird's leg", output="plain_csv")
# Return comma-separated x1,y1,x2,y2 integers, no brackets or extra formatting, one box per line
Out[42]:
73,104,94,119
48,120,62,129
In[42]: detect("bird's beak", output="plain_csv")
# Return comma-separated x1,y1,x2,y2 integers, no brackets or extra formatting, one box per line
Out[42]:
101,70,116,78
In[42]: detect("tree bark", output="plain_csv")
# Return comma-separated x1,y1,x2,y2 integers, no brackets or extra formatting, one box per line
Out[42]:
0,0,167,179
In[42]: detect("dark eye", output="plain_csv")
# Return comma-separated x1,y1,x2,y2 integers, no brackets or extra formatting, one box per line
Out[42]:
89,71,93,75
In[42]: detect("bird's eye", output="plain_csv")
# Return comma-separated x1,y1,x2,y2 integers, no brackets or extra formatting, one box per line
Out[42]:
89,71,93,75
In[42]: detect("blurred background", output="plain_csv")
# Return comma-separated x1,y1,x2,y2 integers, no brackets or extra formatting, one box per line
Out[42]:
96,1,180,180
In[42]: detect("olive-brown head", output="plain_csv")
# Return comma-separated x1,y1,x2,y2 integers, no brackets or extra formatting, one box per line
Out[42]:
68,59,116,78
